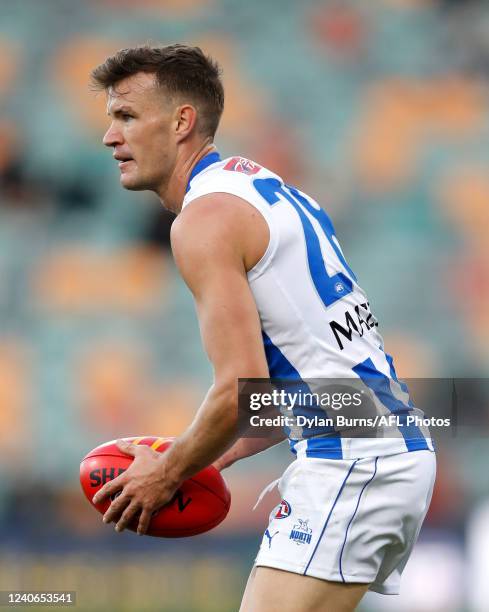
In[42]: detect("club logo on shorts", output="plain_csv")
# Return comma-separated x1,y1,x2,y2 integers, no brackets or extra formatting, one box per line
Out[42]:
289,519,312,545
274,499,292,519
223,157,261,175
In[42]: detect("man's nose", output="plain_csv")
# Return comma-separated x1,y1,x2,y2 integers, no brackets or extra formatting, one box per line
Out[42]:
103,123,123,147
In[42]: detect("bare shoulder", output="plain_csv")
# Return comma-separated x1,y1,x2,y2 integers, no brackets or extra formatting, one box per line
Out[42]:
171,192,269,272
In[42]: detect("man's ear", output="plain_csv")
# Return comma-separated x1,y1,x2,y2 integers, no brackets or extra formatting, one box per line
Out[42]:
174,104,198,142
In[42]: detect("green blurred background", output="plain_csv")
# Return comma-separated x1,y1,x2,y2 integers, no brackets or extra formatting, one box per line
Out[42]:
0,0,488,610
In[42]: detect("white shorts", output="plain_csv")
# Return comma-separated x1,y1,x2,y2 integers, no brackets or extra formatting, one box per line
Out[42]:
254,450,436,595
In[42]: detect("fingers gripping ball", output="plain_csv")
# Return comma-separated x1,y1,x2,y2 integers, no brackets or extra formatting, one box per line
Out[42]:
80,436,231,537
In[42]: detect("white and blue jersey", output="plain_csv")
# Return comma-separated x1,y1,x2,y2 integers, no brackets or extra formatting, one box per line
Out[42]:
183,152,433,460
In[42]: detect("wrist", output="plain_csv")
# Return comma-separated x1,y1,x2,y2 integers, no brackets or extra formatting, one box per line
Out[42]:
158,452,184,490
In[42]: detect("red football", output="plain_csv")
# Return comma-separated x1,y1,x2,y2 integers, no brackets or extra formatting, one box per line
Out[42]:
80,436,231,537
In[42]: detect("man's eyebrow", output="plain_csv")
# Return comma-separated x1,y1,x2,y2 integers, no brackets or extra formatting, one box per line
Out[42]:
107,105,136,117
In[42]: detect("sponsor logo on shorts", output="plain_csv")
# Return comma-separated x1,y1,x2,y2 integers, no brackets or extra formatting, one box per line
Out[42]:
289,519,312,545
223,157,261,175
274,499,292,519
264,529,279,549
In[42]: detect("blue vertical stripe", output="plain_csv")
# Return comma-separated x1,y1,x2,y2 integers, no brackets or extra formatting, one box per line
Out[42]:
385,351,411,399
262,332,342,451
352,358,429,452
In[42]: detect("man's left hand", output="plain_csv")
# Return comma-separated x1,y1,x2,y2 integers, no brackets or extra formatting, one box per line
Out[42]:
91,439,180,535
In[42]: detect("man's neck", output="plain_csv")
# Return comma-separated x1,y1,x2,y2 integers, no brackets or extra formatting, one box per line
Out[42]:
157,138,217,214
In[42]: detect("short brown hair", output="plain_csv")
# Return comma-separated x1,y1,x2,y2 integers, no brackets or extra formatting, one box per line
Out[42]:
91,44,224,138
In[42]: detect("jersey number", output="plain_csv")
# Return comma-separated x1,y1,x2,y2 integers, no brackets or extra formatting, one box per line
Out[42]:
253,177,356,307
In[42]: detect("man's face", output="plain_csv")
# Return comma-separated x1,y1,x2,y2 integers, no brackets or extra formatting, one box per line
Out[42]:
103,72,175,192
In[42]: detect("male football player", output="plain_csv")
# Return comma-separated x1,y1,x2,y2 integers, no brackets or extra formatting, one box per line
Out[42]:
91,45,435,612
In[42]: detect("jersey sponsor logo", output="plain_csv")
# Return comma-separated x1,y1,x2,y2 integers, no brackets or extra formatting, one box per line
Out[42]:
329,302,379,350
289,518,312,545
264,529,279,549
274,499,292,519
224,157,261,175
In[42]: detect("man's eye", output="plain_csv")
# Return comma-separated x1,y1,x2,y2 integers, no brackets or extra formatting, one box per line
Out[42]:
121,113,133,121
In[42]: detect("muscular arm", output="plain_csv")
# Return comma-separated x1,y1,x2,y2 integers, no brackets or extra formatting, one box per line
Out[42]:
162,193,274,483
93,192,283,534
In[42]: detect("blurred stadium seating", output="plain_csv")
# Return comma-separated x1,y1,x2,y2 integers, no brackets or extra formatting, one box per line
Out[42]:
0,0,488,610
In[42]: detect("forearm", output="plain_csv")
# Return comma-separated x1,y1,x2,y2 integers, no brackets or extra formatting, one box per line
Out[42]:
161,383,239,486
213,433,287,471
